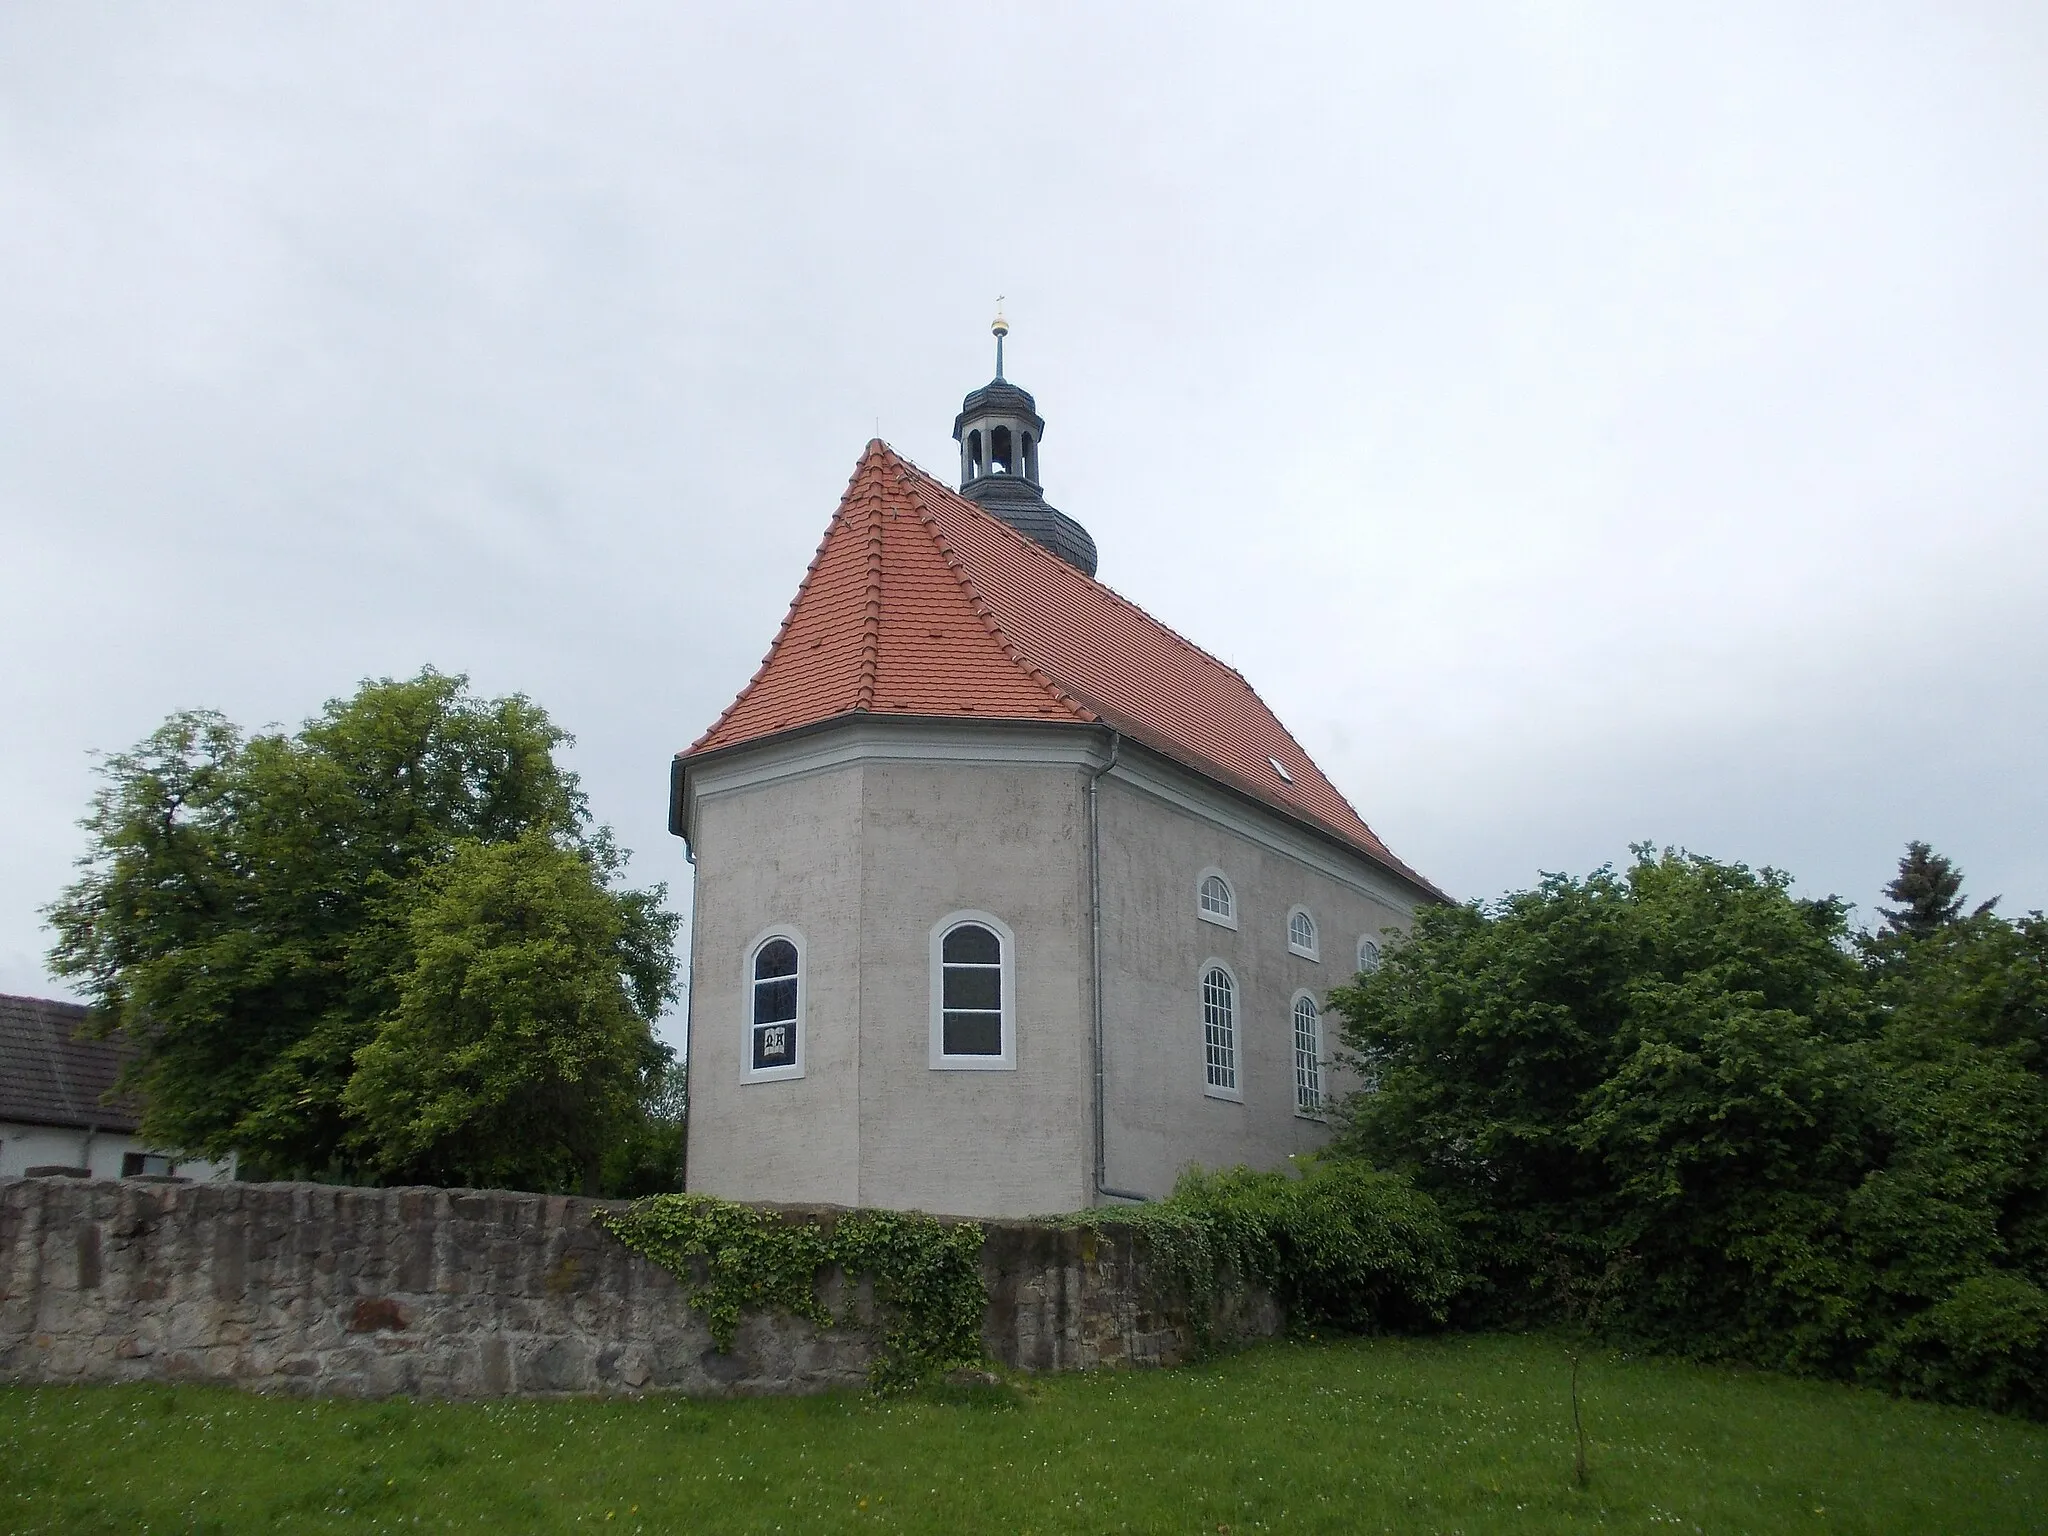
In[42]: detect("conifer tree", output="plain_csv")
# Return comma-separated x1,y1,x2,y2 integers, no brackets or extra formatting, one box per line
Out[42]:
1878,840,1997,938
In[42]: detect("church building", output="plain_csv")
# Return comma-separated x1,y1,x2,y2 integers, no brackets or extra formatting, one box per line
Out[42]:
672,320,1441,1217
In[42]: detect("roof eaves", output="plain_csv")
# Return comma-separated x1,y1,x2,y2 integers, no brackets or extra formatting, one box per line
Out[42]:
1079,708,1446,902
673,710,1108,845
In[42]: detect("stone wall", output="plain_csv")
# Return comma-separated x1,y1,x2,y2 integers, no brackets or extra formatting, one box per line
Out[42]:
0,1178,1278,1398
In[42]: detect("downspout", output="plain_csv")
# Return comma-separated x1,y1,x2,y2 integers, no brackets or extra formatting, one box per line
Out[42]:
682,834,697,1187
1089,728,1148,1204
675,755,698,1193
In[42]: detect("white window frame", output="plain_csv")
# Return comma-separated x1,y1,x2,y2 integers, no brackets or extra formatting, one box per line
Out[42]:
1292,990,1325,1119
1287,905,1320,961
929,910,1017,1071
1195,867,1238,929
1201,959,1243,1102
742,924,806,1083
1357,935,1383,975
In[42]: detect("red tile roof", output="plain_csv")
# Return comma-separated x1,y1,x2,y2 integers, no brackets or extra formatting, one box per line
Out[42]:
686,441,1435,894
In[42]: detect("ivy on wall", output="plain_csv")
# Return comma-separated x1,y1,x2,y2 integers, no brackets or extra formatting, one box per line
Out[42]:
598,1195,987,1390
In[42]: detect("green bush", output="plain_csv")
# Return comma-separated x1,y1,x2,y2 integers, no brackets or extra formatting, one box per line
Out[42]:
599,1058,688,1198
1074,1159,1462,1338
1326,845,2048,1416
1867,1271,2048,1415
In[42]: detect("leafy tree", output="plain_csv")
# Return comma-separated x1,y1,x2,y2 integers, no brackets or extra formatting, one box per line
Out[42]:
45,670,678,1186
1328,844,2048,1414
1331,848,1873,1355
1879,840,1996,939
1852,911,2048,1410
603,1054,689,1199
343,832,675,1193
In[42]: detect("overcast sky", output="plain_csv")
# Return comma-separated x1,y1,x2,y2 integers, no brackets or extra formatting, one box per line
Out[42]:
5,4,2044,1046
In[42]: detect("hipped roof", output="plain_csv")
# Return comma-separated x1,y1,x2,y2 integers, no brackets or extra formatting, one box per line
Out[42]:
685,441,1437,895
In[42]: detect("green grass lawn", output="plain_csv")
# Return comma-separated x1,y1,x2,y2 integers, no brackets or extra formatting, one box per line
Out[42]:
2,1333,2043,1534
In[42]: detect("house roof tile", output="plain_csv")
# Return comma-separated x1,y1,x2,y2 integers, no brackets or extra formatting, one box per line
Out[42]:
686,441,1438,896
0,993,141,1133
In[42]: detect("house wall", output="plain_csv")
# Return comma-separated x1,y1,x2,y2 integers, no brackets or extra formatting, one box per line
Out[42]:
684,745,1093,1218
684,762,866,1207
1095,771,1415,1199
851,759,1093,1216
0,1122,235,1183
680,718,1429,1218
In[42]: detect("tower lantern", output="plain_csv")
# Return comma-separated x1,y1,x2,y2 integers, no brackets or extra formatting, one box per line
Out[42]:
951,309,1097,576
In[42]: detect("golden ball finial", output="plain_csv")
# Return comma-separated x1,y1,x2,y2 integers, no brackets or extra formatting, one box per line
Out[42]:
991,299,1009,339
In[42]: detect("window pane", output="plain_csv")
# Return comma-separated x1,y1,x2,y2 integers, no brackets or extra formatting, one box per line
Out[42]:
753,1020,796,1069
1291,912,1315,949
943,1010,1003,1055
1294,996,1322,1111
942,924,1001,965
754,975,797,1026
942,964,1002,1011
1201,876,1231,917
1203,967,1236,1090
1359,939,1381,974
755,939,798,980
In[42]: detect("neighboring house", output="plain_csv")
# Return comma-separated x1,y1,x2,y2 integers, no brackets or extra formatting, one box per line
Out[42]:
0,993,236,1182
672,324,1444,1217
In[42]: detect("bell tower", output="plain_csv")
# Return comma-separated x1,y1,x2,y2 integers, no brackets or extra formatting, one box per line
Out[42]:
951,307,1098,577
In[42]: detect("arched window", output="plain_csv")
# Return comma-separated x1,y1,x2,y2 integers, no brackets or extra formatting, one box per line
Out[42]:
1357,937,1382,975
991,424,1013,474
1202,963,1239,1099
1197,869,1236,928
1288,906,1319,960
967,429,983,480
1293,993,1323,1115
930,913,1016,1069
746,931,804,1080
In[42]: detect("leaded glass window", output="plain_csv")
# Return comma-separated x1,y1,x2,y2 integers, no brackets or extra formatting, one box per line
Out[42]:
751,937,799,1072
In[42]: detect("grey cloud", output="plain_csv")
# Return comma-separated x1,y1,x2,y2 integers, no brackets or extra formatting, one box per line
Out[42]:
3,3,2043,1034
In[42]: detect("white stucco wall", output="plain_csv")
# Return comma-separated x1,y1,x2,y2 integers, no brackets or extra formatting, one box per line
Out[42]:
679,719,1429,1218
684,760,866,1206
0,1122,236,1182
684,747,1093,1217
1094,772,1414,1199
850,759,1093,1216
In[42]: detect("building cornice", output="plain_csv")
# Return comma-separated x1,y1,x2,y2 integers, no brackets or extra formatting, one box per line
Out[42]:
674,715,1432,914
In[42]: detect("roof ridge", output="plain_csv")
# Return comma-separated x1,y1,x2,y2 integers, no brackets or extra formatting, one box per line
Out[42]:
892,456,1411,883
686,444,890,755
894,457,1260,688
882,453,1093,725
854,444,889,712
